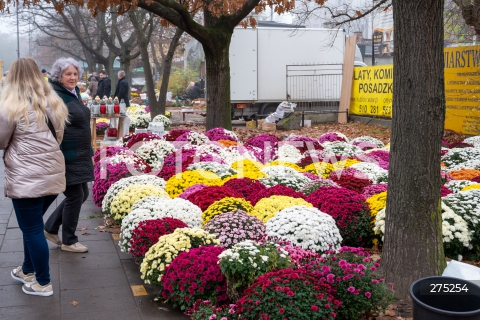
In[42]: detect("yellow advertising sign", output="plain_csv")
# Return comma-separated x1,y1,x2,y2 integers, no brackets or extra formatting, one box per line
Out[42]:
444,46,480,135
350,65,393,117
349,46,480,135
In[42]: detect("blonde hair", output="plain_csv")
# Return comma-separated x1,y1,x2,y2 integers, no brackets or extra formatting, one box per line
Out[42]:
0,58,69,129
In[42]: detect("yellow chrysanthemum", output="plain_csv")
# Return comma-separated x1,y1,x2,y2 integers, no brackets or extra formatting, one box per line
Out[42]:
202,197,254,224
231,159,265,179
166,170,222,198
252,196,313,222
366,191,388,223
140,228,219,285
109,184,169,221
461,184,480,192
265,161,303,172
303,162,335,178
332,158,361,170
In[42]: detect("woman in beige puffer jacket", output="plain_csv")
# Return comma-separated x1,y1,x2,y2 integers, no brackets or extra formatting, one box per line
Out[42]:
0,58,69,297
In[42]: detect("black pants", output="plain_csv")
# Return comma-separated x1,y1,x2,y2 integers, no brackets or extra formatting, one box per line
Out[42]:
44,182,89,245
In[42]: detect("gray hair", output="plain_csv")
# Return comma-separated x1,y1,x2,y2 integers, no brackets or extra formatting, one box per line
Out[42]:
50,57,83,83
118,70,125,78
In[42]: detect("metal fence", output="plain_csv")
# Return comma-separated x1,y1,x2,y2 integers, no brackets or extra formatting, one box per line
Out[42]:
286,64,343,112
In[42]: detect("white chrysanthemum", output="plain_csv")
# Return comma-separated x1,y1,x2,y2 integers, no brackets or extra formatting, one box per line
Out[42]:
323,141,364,157
179,132,210,145
445,159,480,172
126,104,148,115
186,162,237,178
151,114,172,127
374,203,472,249
373,207,386,238
101,175,166,214
129,113,151,128
350,162,389,183
441,202,472,248
350,136,385,148
442,189,480,226
260,165,311,191
463,136,480,148
132,196,203,228
276,144,303,163
265,206,342,252
119,208,165,253
195,143,227,158
223,146,259,165
441,147,480,168
134,140,175,171
445,180,479,193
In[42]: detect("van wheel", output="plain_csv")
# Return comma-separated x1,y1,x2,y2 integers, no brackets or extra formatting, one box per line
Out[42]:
260,103,277,116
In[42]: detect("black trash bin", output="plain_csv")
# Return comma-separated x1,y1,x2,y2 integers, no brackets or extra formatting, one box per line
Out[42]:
410,276,480,319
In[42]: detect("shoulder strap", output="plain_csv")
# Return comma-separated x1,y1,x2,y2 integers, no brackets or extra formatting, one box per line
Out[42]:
37,104,57,141
46,116,57,141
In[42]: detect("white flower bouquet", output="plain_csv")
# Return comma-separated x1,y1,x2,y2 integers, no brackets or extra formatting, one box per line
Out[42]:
151,114,172,128
265,206,343,252
126,104,147,115
130,113,152,129
259,165,311,191
134,140,176,171
101,175,167,215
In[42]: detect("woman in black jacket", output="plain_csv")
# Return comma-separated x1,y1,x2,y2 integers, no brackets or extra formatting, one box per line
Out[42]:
44,57,94,253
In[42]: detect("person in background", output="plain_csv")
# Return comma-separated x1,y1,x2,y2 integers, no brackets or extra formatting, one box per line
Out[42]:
44,57,94,253
191,81,202,100
185,81,194,99
113,70,130,107
0,58,69,296
41,69,49,82
96,70,111,98
88,76,98,97
88,71,99,82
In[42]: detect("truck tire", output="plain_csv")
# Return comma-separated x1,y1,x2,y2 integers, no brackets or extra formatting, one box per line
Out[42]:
260,103,278,116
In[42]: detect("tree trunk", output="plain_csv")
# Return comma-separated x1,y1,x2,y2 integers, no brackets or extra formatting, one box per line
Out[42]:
203,28,233,130
104,52,117,95
383,0,446,300
156,27,184,118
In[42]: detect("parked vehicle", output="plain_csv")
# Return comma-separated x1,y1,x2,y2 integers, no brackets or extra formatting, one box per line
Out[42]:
186,24,364,120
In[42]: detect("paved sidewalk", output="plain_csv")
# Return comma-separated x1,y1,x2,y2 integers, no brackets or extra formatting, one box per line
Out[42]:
0,155,188,320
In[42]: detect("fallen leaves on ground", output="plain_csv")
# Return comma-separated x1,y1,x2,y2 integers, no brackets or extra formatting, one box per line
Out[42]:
76,227,87,231
69,300,79,306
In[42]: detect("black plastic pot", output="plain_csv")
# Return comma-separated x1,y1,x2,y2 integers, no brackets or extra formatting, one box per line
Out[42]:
410,276,480,319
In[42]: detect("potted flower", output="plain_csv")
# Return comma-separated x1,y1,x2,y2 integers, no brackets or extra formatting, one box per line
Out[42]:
96,121,109,136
